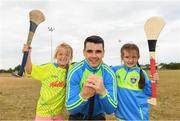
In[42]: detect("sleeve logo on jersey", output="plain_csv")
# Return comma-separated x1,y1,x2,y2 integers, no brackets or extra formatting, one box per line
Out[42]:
130,76,138,84
49,81,65,88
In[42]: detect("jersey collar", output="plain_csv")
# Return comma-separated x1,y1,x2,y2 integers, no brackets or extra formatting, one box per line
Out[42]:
85,59,102,73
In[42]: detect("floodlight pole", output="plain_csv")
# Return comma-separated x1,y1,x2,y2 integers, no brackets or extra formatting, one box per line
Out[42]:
48,27,55,62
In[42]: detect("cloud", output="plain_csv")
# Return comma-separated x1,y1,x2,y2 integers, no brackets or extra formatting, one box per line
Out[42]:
0,0,180,69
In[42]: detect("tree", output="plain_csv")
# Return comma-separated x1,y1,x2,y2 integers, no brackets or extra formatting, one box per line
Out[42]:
13,65,21,72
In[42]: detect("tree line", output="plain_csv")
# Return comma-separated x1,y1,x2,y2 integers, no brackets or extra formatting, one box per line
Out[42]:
0,63,180,73
141,62,180,70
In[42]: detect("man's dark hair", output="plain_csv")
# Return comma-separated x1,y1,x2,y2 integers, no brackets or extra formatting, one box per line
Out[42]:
84,35,104,50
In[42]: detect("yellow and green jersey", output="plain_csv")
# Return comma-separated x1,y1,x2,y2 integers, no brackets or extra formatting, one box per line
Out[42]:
31,63,67,117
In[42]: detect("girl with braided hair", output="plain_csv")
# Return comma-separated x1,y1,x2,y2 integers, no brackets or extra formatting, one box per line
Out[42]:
112,43,158,120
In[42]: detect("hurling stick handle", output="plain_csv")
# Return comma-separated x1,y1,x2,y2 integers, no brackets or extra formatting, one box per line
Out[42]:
18,51,29,76
150,57,157,98
18,21,38,76
148,40,157,105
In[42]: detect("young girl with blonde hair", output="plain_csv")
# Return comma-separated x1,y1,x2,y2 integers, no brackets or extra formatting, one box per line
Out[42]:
22,42,73,121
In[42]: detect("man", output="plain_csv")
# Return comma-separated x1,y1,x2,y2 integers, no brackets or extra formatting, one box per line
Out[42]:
66,35,117,120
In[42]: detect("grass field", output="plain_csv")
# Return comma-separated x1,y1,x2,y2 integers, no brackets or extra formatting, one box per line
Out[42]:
0,70,180,120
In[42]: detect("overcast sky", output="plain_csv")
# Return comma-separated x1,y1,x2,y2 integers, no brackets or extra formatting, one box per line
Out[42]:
0,0,180,69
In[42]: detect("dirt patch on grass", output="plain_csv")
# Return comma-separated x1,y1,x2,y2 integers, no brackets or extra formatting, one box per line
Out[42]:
0,70,180,120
